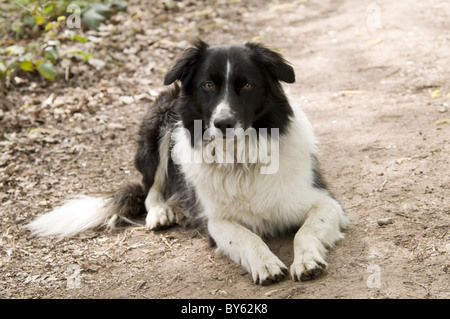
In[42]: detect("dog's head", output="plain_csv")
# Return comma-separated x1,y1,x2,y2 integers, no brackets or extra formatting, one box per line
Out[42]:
164,40,295,144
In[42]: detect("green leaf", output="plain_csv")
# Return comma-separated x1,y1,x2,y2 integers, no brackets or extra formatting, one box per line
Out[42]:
6,57,18,71
65,30,88,43
65,30,76,40
90,3,112,18
35,60,56,81
64,50,92,62
75,34,88,43
0,61,6,76
47,40,61,47
112,1,128,11
34,15,46,26
26,42,41,52
44,46,59,64
11,18,22,34
23,14,35,28
19,60,34,72
4,45,25,56
44,22,53,31
82,9,105,28
41,2,54,15
19,52,35,62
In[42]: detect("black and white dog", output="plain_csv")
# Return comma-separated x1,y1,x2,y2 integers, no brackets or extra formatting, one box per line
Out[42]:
28,40,349,284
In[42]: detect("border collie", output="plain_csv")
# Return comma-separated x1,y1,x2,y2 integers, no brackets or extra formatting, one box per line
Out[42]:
28,40,349,285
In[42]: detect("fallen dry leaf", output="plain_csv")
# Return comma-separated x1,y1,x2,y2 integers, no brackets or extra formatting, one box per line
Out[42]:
430,89,441,98
366,38,382,46
435,118,450,125
270,1,307,11
270,3,297,10
396,157,411,164
339,90,368,95
28,127,56,136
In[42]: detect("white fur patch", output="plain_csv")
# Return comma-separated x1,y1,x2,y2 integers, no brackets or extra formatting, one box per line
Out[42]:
145,203,175,229
209,60,234,129
144,128,176,229
210,101,233,127
209,218,287,284
26,196,113,237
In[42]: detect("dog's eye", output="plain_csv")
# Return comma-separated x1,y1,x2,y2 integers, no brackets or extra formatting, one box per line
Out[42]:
242,83,253,90
202,82,214,90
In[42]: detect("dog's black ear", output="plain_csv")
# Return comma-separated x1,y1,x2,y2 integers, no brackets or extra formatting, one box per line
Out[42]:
163,39,209,86
245,42,295,83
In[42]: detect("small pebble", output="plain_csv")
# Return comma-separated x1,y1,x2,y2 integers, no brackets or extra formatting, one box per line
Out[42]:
265,289,278,297
377,217,393,226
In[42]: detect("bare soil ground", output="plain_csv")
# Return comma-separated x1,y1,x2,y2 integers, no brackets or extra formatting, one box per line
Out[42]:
1,0,449,299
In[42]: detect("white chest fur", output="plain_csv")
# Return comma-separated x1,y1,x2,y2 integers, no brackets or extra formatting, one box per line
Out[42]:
171,98,323,236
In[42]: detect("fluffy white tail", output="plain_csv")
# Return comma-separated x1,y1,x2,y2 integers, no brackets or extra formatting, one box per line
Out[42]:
27,196,117,237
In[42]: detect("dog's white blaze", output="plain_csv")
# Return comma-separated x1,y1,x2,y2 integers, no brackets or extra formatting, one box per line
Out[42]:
225,60,231,96
210,60,233,128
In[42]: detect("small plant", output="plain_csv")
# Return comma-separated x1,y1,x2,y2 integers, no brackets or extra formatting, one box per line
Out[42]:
0,0,127,82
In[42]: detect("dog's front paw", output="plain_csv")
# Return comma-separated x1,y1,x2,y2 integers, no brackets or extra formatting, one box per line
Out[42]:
145,204,175,230
290,259,326,281
249,255,288,285
290,253,327,282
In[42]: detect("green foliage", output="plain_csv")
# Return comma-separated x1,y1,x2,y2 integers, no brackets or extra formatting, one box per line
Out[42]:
0,0,127,81
35,60,56,81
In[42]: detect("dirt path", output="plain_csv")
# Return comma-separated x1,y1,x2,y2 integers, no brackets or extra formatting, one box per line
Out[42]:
1,0,449,299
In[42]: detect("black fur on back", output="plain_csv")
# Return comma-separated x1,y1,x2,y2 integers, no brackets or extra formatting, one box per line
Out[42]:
108,84,203,230
108,85,182,225
110,183,147,224
134,85,181,194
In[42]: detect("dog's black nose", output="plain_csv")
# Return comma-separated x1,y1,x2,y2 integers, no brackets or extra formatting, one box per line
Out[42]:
213,117,236,135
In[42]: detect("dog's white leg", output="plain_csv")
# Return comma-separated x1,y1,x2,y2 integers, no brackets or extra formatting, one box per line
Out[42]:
208,218,287,285
290,193,349,281
144,186,175,230
145,130,175,230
